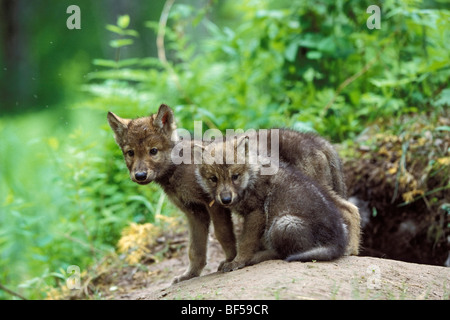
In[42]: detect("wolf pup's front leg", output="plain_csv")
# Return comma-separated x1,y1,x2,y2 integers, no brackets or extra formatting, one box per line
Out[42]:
172,208,210,284
208,205,237,270
220,209,265,272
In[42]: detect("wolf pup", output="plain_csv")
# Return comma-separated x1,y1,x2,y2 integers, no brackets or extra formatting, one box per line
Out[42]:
259,129,360,256
195,135,348,271
108,104,237,283
107,104,359,282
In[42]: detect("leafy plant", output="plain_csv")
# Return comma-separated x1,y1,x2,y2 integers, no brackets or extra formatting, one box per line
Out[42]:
84,1,449,141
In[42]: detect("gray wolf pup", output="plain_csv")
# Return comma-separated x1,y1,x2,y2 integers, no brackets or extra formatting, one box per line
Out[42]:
195,135,348,271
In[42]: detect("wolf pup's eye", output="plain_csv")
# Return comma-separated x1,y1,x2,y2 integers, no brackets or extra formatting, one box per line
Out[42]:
210,176,218,183
126,150,134,157
150,148,158,155
231,174,239,181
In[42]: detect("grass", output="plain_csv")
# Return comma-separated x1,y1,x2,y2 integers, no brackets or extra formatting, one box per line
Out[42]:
0,109,79,298
0,107,176,299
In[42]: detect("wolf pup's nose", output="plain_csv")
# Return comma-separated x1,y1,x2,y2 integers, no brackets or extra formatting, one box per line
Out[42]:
135,171,148,181
220,193,232,205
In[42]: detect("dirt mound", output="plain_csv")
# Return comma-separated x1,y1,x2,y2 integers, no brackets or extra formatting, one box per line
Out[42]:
70,226,448,300
61,210,449,300
119,256,449,300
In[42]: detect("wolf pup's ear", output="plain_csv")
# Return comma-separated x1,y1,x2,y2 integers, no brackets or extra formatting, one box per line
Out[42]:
193,142,206,151
234,135,249,163
154,104,176,136
107,111,130,145
192,142,206,164
236,135,249,148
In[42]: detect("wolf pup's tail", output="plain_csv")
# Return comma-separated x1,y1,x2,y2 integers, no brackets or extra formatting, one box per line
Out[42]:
285,244,345,262
270,215,347,263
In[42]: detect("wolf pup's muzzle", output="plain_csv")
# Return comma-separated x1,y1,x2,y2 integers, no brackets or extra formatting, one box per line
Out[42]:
132,170,156,185
219,191,233,205
135,171,147,181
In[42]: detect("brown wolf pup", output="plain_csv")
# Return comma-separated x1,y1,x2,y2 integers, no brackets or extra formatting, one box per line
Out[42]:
107,104,359,282
195,135,348,271
108,104,236,283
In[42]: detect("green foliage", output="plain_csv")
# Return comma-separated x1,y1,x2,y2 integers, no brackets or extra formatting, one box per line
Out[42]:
0,109,176,299
84,0,449,141
1,1,448,299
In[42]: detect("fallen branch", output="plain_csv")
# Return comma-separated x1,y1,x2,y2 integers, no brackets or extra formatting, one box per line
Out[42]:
0,282,27,300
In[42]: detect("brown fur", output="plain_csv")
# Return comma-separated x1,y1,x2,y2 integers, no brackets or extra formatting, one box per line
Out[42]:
107,104,360,283
108,105,236,283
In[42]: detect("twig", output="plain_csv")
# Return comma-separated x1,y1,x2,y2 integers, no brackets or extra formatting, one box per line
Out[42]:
156,0,196,106
155,0,216,112
56,232,105,255
322,52,381,117
157,0,176,65
0,282,27,300
322,36,395,117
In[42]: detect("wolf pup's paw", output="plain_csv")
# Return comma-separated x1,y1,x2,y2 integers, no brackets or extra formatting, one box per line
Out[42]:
220,259,246,272
217,259,234,272
172,272,196,284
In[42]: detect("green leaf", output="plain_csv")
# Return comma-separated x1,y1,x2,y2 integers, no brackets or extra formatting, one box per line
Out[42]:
117,15,130,29
434,88,450,107
117,58,141,68
292,121,317,133
87,68,150,82
303,67,316,82
435,126,450,132
93,59,118,68
106,24,124,35
127,195,155,215
306,51,322,60
123,29,139,37
109,39,133,48
317,37,336,54
285,42,299,62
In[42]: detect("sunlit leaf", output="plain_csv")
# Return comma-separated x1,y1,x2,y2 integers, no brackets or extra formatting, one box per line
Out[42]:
106,24,124,35
109,39,133,48
117,15,130,29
